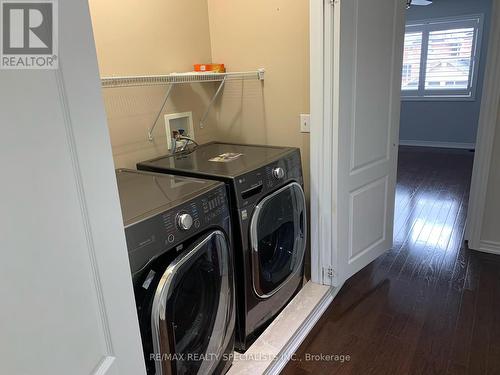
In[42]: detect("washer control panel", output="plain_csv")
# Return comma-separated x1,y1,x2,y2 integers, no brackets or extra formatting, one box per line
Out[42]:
176,213,193,231
272,167,285,180
125,185,229,275
202,189,226,221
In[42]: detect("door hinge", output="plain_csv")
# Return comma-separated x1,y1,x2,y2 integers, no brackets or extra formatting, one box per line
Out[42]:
329,0,339,5
323,266,335,279
323,266,338,286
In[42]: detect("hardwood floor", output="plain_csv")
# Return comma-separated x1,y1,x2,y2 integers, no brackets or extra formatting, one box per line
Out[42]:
282,147,500,375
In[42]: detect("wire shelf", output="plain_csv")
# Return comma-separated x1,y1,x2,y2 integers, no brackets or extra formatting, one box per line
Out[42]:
100,68,265,140
101,69,265,88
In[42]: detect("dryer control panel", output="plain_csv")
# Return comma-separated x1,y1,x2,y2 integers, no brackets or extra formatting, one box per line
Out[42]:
234,148,304,209
125,185,229,276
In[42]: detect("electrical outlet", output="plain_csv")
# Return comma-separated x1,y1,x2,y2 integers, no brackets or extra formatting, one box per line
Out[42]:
300,114,310,133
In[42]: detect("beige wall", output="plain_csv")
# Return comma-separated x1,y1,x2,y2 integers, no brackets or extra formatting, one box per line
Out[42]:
481,103,500,245
89,0,213,76
207,0,311,196
88,0,219,168
89,0,310,187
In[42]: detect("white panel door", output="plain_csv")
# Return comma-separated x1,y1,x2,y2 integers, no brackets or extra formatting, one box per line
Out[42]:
0,1,146,374
334,0,405,283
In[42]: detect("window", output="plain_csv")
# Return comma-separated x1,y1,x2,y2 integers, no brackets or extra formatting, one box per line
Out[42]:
401,16,482,100
401,32,422,91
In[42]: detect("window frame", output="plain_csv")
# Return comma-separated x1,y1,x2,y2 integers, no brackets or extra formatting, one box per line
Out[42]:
401,14,484,102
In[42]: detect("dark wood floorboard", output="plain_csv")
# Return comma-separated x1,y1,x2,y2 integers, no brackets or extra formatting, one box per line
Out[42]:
281,147,500,375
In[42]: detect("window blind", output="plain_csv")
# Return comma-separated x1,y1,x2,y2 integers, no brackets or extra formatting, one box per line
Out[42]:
424,27,475,90
402,32,423,91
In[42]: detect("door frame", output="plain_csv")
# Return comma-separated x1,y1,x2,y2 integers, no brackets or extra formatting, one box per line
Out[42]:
310,0,338,285
310,0,500,286
466,0,500,251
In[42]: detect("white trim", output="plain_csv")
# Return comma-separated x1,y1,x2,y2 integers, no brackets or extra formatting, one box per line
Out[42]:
466,0,500,249
477,240,500,255
54,68,115,355
401,95,477,102
399,140,475,149
58,1,147,371
310,0,338,285
93,357,116,375
264,285,340,375
309,0,321,283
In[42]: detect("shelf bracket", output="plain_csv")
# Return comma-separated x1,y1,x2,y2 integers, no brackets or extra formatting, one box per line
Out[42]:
148,83,175,142
200,76,227,129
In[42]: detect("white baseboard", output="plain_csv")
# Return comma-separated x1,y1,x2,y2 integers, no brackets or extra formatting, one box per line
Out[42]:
399,140,475,150
477,240,500,255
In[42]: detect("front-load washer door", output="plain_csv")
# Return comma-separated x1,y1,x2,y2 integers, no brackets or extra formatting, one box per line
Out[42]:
151,230,234,375
250,182,307,298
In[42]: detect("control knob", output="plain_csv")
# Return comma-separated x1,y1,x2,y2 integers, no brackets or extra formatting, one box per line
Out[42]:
272,167,285,179
176,213,193,231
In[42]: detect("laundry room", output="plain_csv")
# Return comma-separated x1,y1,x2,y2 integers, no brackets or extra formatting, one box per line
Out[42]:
5,0,500,374
87,0,312,373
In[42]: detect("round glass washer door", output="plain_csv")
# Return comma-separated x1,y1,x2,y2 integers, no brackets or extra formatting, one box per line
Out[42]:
250,182,307,298
150,230,234,375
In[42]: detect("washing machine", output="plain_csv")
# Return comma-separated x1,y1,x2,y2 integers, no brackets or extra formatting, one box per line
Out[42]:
116,169,235,374
137,142,307,351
